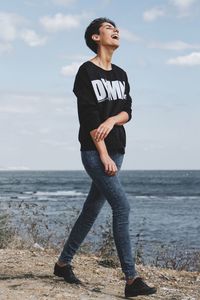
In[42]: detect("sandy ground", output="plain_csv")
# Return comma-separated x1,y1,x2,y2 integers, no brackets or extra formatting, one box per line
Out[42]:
0,248,200,300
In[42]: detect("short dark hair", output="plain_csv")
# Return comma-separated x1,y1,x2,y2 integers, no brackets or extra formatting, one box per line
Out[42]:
84,17,116,54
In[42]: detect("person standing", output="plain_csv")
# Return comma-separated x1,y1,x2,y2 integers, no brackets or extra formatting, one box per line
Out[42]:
54,17,157,298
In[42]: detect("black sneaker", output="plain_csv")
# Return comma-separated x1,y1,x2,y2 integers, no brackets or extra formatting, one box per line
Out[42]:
53,263,81,284
125,277,157,298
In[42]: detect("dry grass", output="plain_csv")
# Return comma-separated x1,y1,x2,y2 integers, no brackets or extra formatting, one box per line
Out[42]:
0,248,199,300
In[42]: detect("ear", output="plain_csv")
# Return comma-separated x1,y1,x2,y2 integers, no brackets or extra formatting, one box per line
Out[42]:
91,34,100,42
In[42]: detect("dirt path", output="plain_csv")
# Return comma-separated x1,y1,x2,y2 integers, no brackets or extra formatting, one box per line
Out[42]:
0,249,199,299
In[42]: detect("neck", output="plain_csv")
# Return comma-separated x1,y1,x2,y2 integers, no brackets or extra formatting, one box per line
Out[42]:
96,46,114,70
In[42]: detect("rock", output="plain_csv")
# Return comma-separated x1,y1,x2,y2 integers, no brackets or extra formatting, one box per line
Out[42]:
33,243,44,251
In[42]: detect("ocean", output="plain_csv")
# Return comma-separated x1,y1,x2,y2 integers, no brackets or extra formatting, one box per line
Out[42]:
0,170,199,269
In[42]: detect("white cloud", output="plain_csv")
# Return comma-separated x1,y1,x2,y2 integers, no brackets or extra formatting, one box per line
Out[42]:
0,42,12,54
20,129,34,136
1,92,40,103
170,0,197,16
52,0,76,6
143,1,197,21
38,128,51,134
143,7,165,22
0,91,75,115
20,29,47,47
0,12,47,49
40,13,84,32
148,40,200,51
167,52,200,66
0,12,25,41
0,104,35,114
61,62,81,76
119,28,141,43
3,166,31,170
41,139,69,147
170,0,196,9
60,54,91,61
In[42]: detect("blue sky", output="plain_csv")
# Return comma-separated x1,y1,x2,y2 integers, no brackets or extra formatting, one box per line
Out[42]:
0,0,200,170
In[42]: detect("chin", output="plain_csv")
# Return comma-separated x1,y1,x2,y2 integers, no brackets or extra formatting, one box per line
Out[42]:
109,40,120,48
103,43,120,51
113,40,120,47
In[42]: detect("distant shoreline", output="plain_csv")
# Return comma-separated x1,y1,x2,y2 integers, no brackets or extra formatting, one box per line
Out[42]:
1,169,200,171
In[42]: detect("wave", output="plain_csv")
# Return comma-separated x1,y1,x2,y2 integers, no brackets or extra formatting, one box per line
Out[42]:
0,193,199,202
134,195,200,200
23,190,85,197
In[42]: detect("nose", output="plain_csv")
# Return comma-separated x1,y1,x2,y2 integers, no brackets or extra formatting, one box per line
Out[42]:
114,27,119,34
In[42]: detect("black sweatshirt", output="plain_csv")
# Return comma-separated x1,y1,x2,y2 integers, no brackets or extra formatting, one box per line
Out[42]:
73,61,132,154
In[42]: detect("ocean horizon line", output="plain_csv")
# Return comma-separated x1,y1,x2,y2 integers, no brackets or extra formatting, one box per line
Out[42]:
0,169,200,172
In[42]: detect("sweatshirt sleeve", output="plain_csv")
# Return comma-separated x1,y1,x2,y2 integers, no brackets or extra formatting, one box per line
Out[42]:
73,66,102,132
123,72,132,122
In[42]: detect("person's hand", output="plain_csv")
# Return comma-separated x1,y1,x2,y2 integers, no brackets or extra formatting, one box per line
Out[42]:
99,153,118,176
94,117,115,142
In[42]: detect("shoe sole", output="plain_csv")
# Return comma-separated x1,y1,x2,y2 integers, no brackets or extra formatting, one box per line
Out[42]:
125,288,157,297
54,270,81,284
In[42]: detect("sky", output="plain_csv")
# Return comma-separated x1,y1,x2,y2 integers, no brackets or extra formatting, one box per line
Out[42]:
0,0,200,170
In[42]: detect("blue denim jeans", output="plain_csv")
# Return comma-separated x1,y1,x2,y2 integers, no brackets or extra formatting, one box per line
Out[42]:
59,150,137,279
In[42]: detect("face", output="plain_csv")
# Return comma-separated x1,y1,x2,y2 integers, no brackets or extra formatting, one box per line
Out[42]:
93,22,120,50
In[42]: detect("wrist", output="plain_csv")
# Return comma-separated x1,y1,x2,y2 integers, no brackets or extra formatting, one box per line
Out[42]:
99,150,109,157
109,116,117,126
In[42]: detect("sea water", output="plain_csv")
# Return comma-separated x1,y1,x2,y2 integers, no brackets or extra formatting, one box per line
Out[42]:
0,170,199,268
